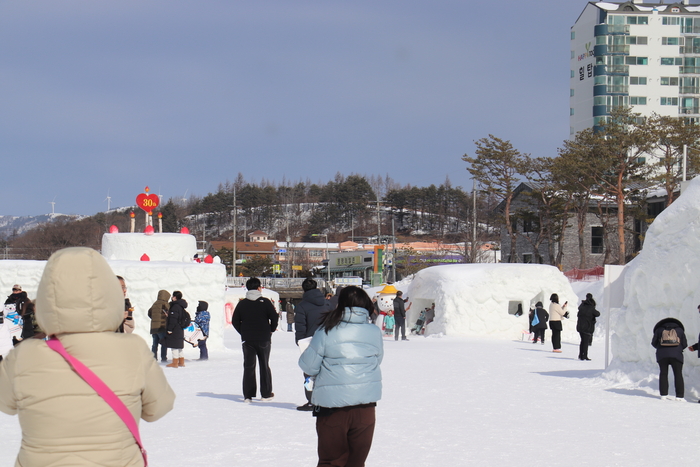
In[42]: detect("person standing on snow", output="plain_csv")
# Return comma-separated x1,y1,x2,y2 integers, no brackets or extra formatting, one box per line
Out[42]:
194,301,210,361
116,276,134,334
164,291,188,368
548,293,568,353
299,286,383,467
576,293,600,361
294,278,331,411
531,301,548,344
285,300,295,332
148,290,170,362
651,317,687,401
393,291,410,341
232,278,278,403
0,247,174,466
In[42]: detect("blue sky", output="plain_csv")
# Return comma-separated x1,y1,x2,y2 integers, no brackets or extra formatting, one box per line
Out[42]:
1,0,586,216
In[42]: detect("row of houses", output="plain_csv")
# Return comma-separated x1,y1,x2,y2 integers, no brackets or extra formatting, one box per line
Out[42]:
210,230,499,282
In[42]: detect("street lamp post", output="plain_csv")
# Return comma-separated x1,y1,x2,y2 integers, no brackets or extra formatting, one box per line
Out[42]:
311,233,330,282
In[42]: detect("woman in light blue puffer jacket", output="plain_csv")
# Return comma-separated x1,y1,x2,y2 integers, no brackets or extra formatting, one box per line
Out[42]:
299,286,383,467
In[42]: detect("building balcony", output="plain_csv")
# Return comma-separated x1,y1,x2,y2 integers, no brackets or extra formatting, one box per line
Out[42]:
681,26,700,34
681,46,700,54
595,24,630,36
680,86,700,94
681,66,700,74
681,106,700,114
594,64,629,75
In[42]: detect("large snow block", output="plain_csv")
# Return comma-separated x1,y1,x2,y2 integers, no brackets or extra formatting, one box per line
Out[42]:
0,258,227,353
109,260,227,350
102,233,197,262
406,264,578,339
613,176,700,366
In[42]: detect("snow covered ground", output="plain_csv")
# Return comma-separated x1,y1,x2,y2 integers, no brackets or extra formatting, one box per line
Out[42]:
0,320,696,466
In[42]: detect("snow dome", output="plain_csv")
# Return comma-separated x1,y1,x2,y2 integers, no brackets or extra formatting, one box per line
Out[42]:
612,176,700,369
406,263,578,339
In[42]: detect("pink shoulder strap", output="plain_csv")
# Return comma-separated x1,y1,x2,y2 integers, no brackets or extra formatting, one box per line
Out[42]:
46,337,148,466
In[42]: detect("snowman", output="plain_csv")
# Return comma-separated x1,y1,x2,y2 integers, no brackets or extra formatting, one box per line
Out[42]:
375,284,398,332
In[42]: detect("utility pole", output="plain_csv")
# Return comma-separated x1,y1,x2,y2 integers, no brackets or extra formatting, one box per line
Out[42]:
232,184,237,278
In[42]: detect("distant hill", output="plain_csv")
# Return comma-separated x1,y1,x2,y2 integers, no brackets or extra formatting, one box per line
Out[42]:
0,213,82,239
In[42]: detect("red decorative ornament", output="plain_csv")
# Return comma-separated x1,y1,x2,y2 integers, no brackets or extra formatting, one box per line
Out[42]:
180,227,190,234
144,225,155,235
109,225,119,233
129,211,135,218
136,192,160,214
204,255,213,263
140,254,150,261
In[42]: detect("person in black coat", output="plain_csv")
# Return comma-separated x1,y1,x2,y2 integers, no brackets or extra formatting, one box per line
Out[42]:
232,278,279,402
393,291,410,341
164,291,188,368
531,302,548,344
651,317,687,400
576,293,600,361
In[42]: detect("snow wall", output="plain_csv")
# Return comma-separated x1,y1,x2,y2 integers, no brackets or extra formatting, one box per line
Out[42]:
610,176,700,384
0,258,227,353
406,263,578,339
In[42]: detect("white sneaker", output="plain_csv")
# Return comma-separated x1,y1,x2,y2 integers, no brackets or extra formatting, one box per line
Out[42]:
660,395,672,400
244,398,252,404
261,393,275,402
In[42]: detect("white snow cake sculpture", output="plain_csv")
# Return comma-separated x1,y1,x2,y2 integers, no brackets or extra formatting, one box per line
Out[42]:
101,232,197,262
612,176,700,368
406,263,577,339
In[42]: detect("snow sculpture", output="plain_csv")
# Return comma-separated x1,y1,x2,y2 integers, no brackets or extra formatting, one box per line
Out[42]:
406,264,577,339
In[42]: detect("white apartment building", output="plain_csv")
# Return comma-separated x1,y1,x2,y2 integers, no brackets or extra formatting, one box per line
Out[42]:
571,0,700,135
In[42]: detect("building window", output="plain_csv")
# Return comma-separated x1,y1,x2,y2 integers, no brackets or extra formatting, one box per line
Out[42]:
663,17,680,25
570,126,575,135
626,16,648,25
661,97,679,105
661,77,679,85
570,89,575,96
570,108,575,115
671,7,680,13
625,56,648,65
571,69,575,78
522,254,533,264
571,50,575,59
630,96,647,105
661,57,683,65
571,31,575,40
630,76,647,85
628,36,648,45
309,250,323,257
662,37,682,45
591,227,604,254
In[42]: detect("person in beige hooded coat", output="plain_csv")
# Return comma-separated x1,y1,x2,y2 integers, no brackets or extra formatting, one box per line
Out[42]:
0,247,175,467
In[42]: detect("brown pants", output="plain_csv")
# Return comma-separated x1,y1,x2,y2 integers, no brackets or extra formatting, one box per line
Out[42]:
316,405,376,467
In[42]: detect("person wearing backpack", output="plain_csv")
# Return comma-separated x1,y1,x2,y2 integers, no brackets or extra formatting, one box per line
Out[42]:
651,317,687,401
164,291,189,368
531,301,548,344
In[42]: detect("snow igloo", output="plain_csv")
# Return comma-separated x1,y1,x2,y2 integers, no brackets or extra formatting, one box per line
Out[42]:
611,176,700,373
406,263,578,339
